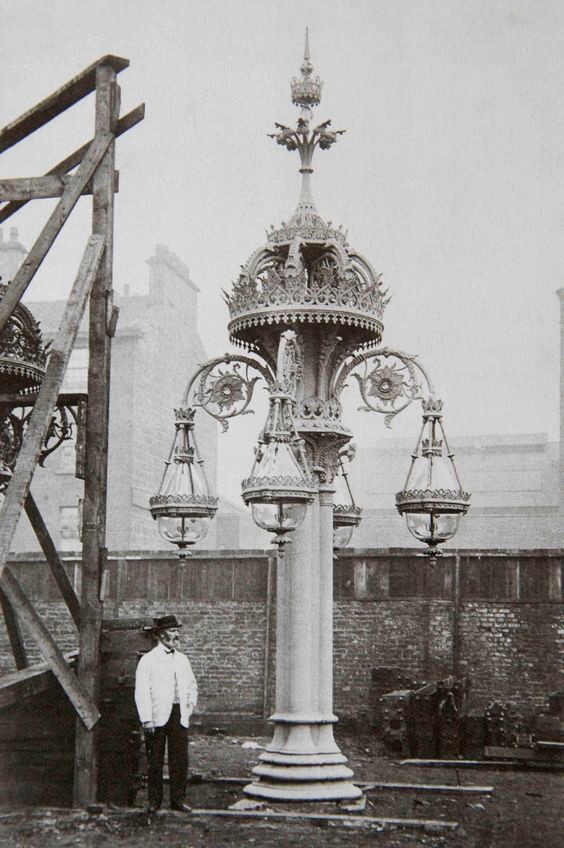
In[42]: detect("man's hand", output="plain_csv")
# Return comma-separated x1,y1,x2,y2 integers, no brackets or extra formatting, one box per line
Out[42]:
143,721,155,734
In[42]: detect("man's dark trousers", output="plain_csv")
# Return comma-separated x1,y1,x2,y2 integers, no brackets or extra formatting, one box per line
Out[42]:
145,705,188,809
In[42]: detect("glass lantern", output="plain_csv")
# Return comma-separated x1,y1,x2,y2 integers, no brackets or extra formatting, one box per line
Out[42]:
242,386,316,550
333,451,362,550
150,408,218,556
396,398,470,558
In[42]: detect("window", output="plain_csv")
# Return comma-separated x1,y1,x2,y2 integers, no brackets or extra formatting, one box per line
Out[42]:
58,441,76,475
62,347,88,391
59,505,80,551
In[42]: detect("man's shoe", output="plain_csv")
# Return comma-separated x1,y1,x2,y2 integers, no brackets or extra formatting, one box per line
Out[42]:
170,803,192,813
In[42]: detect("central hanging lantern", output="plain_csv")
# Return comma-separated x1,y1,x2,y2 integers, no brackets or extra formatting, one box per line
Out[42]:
396,398,470,559
333,448,362,550
150,407,218,556
242,384,316,550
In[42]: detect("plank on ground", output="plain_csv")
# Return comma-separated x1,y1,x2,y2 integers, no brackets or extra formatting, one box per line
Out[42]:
190,809,459,832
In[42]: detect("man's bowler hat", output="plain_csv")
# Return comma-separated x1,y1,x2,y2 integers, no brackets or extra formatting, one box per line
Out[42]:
153,614,182,631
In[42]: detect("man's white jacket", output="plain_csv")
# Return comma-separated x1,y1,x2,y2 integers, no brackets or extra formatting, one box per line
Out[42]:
134,642,198,728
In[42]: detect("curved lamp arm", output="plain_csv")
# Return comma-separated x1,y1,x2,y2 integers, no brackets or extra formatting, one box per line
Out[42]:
332,346,436,428
181,353,275,432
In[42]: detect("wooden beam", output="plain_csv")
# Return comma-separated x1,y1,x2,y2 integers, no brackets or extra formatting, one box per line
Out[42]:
0,55,128,154
0,651,78,710
0,104,144,225
24,492,81,627
189,809,459,832
0,568,99,728
0,172,119,201
0,135,113,335
0,586,28,670
73,64,118,808
0,234,104,583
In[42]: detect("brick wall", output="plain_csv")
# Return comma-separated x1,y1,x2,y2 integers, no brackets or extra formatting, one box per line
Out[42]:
1,549,562,721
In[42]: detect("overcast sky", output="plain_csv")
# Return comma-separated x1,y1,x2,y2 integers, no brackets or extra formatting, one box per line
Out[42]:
2,0,563,499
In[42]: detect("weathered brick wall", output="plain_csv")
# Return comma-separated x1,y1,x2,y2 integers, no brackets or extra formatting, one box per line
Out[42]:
458,603,564,708
1,550,562,720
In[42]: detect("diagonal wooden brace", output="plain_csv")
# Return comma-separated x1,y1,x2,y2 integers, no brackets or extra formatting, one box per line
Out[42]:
1,567,99,729
0,103,144,225
24,491,81,627
0,234,104,583
0,134,113,335
0,585,28,670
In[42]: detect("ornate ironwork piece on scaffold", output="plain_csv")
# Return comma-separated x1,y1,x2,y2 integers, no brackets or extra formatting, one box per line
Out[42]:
0,280,87,483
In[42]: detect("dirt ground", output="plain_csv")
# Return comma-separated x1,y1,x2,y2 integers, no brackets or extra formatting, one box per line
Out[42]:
0,731,562,847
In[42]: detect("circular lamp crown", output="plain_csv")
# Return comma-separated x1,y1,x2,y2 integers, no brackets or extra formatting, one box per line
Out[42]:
395,399,470,557
224,34,389,355
150,407,218,555
242,385,316,546
0,280,46,397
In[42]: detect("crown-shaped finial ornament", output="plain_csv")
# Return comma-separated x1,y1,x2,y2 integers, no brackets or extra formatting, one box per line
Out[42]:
291,27,323,118
269,29,345,213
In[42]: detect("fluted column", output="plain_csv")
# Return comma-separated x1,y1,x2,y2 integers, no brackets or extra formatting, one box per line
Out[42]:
244,493,360,801
315,483,342,755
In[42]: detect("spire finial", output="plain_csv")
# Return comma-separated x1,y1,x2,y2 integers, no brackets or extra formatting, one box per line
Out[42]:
269,32,345,214
303,27,311,71
291,28,322,117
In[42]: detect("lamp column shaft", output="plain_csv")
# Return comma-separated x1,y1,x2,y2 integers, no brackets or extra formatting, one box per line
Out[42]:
244,494,360,801
316,484,340,753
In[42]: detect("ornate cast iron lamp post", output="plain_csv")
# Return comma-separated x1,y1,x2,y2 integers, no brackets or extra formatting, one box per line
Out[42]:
151,34,469,801
0,279,84,479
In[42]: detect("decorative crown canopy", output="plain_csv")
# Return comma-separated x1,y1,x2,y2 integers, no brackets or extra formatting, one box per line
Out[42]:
0,280,46,397
225,32,389,354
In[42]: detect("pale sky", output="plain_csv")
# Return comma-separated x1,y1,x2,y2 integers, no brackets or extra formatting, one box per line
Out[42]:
2,0,563,500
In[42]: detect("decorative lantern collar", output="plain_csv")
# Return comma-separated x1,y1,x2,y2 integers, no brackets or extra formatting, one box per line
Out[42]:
242,383,316,550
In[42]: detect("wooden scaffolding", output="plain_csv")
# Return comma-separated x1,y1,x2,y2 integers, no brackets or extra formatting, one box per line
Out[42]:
0,56,144,805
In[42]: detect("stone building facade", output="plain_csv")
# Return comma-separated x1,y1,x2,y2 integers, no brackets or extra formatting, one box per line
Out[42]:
1,230,219,553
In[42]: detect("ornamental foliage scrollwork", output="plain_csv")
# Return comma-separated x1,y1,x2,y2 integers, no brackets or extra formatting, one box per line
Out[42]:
184,354,274,433
0,403,77,472
333,348,434,428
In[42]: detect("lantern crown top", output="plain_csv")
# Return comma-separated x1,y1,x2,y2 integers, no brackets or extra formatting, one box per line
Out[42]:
290,28,322,115
225,33,389,354
269,29,344,220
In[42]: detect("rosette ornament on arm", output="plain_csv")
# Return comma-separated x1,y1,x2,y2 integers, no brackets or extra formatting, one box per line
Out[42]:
395,399,470,561
150,407,218,557
241,382,316,553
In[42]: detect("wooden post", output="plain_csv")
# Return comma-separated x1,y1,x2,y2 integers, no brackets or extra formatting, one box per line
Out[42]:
73,63,118,808
1,567,99,728
0,585,28,670
24,492,81,627
0,235,104,582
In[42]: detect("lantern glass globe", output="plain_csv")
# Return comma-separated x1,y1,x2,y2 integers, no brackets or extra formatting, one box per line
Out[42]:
157,515,209,547
251,500,307,535
405,512,460,546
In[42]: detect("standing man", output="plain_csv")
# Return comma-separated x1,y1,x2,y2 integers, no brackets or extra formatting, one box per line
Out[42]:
134,614,198,814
